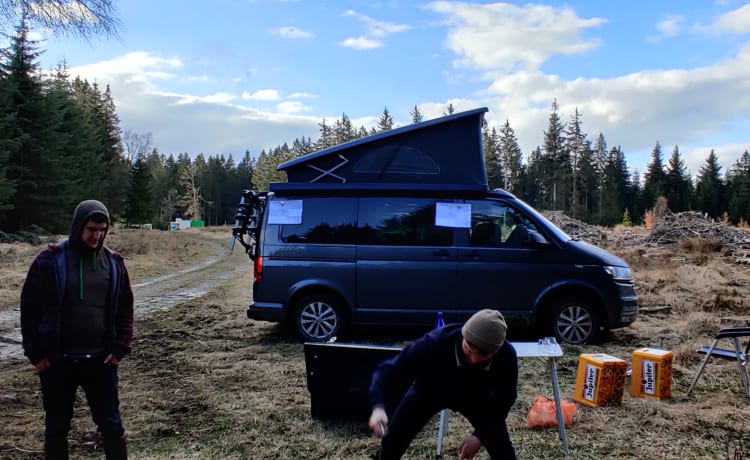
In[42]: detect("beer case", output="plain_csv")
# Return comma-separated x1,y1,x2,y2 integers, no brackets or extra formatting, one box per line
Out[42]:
630,347,673,399
573,353,628,407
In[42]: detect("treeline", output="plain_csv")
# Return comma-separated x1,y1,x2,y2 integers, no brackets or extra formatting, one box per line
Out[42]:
0,24,252,234
253,102,750,227
3,24,750,236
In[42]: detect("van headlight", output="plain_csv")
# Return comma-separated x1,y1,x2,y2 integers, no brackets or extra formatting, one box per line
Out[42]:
604,265,632,281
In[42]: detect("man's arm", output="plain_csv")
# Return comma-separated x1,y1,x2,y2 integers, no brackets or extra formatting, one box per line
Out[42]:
497,345,519,418
20,256,46,366
368,330,438,409
110,254,134,361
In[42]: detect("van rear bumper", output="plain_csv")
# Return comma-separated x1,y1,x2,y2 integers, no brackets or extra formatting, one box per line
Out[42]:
247,302,285,323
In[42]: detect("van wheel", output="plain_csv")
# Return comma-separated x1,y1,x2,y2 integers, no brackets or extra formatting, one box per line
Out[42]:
546,297,601,345
294,293,344,342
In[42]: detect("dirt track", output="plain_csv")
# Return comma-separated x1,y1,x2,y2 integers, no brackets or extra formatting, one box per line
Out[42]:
0,236,250,363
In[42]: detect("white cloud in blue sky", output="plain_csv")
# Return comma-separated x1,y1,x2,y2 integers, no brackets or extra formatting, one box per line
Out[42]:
10,0,750,177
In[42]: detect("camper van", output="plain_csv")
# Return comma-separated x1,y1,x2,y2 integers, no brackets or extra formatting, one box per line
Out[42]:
231,108,638,345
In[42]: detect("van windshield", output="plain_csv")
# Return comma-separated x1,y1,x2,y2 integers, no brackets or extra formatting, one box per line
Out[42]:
512,199,571,242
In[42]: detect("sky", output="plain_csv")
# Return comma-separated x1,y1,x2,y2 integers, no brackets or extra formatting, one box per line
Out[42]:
13,0,750,178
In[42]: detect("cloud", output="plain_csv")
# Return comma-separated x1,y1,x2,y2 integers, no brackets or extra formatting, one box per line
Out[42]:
67,52,320,157
714,3,750,34
288,92,318,99
648,15,684,42
242,89,281,101
270,26,315,39
420,2,750,174
277,100,310,114
340,36,382,50
426,1,605,71
173,92,236,105
340,9,411,50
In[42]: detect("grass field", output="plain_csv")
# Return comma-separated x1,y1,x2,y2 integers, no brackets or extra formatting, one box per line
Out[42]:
2,227,750,459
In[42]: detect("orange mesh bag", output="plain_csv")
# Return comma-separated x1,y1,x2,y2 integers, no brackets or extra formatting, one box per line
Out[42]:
526,395,576,428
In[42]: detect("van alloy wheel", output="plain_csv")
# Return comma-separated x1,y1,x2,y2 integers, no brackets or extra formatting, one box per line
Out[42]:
295,294,343,342
550,297,600,345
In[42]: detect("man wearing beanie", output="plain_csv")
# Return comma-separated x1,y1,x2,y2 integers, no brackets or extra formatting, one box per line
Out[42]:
21,200,134,459
369,309,518,459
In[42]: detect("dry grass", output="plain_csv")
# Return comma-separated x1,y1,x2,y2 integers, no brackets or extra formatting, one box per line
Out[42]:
3,227,750,458
0,228,220,311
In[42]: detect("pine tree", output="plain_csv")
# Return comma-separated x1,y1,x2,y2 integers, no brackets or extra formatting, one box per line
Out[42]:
564,108,591,219
694,150,725,219
376,107,394,131
664,145,693,212
643,141,667,210
333,113,355,144
541,99,569,211
2,22,69,232
0,41,19,222
483,123,502,189
125,153,154,225
523,146,546,207
498,120,524,195
597,147,629,225
410,105,423,124
314,118,335,150
726,150,750,223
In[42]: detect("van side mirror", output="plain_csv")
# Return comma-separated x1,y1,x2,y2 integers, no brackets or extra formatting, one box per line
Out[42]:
527,230,550,247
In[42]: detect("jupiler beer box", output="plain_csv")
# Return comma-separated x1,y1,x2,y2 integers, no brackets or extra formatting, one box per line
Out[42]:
573,353,627,407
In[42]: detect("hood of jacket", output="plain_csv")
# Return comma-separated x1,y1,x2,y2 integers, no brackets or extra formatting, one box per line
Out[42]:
69,200,110,252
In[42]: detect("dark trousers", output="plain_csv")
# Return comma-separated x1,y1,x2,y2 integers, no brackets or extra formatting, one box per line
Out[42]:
39,356,125,441
379,386,516,460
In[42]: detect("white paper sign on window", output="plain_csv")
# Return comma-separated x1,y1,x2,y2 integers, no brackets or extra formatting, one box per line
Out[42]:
435,202,471,228
268,200,303,224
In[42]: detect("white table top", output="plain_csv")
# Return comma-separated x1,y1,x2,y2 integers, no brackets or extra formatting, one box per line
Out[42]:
511,341,563,358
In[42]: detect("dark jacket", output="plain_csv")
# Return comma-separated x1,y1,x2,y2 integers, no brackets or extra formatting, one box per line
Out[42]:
370,324,518,418
20,203,134,365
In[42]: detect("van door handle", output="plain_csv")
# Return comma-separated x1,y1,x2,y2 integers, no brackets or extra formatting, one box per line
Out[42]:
433,249,450,257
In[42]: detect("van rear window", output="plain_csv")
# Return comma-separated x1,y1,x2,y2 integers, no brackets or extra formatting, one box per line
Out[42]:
279,197,358,244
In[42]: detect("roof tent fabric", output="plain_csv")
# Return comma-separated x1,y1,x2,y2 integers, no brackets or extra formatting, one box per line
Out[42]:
277,107,489,188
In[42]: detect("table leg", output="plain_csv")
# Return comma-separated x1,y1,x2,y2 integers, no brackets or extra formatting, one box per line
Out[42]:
549,357,569,455
437,409,448,455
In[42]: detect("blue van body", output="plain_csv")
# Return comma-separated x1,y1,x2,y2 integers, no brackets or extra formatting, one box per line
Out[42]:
231,108,638,344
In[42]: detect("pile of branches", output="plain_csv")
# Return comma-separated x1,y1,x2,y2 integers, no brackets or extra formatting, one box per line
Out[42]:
643,211,750,247
540,211,609,243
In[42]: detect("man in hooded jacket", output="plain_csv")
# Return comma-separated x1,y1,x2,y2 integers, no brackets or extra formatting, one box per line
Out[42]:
21,200,134,460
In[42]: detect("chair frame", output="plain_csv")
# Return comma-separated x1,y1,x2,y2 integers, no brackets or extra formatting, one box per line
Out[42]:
687,327,750,397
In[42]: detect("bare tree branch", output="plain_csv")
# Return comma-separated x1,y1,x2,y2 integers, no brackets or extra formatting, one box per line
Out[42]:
0,0,121,39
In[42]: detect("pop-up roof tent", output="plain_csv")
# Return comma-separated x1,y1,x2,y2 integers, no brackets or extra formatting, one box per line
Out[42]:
272,107,489,192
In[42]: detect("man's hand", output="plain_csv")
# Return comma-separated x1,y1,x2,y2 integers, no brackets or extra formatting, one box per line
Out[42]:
104,354,119,366
33,358,50,372
368,406,388,437
458,434,482,460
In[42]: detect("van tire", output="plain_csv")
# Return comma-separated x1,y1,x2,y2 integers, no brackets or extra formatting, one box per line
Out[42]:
294,293,344,342
545,296,601,345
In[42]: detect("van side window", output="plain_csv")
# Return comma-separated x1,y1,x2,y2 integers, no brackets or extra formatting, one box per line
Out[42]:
467,200,536,247
358,198,452,246
279,197,358,244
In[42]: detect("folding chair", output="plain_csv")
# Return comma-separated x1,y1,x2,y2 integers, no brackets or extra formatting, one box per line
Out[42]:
687,327,750,397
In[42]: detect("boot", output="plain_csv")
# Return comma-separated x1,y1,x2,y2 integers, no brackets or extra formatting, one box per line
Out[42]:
102,435,127,460
44,437,69,460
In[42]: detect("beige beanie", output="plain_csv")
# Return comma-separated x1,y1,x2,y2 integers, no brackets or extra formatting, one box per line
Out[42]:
462,309,507,354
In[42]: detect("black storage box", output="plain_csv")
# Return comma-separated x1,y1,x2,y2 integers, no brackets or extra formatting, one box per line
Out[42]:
303,342,411,422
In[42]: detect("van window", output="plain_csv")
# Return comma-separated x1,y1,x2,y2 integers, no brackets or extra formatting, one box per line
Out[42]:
358,198,452,246
467,200,537,247
279,197,358,244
